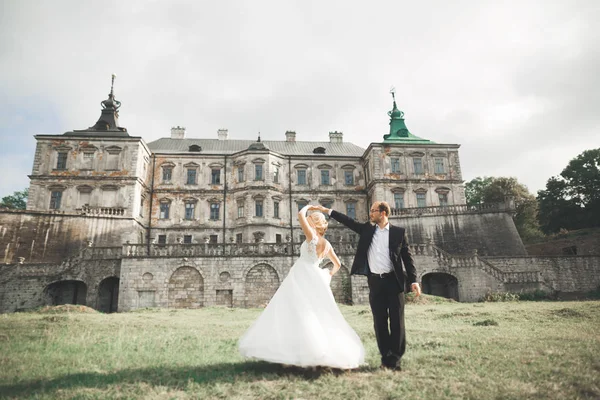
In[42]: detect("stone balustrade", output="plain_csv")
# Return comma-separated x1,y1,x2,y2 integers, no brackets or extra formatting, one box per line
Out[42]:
390,202,507,217
77,206,126,216
122,242,434,258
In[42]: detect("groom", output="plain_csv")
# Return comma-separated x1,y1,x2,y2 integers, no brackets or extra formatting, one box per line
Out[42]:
318,201,421,371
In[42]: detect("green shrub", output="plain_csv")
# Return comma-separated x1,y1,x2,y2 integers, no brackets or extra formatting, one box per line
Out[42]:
482,291,520,302
518,289,553,301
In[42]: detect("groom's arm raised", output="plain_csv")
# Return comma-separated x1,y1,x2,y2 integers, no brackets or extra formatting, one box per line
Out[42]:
315,205,364,234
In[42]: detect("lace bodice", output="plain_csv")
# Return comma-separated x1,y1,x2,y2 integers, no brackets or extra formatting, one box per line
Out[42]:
300,235,331,263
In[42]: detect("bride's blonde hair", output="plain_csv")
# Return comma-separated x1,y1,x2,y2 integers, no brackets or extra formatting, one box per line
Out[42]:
308,212,328,236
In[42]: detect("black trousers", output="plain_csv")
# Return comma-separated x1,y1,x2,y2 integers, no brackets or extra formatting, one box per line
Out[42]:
368,274,406,366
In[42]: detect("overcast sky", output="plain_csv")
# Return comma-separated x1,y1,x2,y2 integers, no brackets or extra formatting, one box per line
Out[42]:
1,0,598,199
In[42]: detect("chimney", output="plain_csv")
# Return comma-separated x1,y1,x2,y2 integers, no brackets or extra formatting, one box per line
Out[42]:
329,131,343,143
217,129,228,140
285,130,296,142
171,126,185,139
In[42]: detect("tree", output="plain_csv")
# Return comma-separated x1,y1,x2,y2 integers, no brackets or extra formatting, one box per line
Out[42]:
537,148,600,233
465,177,544,242
0,188,29,210
465,176,493,206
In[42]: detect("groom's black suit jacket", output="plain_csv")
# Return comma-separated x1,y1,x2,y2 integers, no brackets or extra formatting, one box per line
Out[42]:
330,210,418,292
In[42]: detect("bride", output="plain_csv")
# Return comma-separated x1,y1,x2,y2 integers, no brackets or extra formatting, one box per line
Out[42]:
238,204,365,369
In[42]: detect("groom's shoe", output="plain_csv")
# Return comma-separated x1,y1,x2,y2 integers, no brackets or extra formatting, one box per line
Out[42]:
380,363,402,371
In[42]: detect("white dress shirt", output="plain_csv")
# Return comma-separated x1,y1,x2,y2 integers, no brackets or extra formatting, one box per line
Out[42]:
368,223,394,274
327,209,394,274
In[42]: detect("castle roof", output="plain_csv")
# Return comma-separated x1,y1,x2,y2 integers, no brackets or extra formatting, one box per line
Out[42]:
147,138,366,156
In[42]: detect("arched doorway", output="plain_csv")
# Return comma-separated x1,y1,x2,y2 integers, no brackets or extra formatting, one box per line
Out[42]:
98,277,119,313
245,264,280,307
168,267,204,308
323,264,353,304
44,280,88,306
422,273,459,301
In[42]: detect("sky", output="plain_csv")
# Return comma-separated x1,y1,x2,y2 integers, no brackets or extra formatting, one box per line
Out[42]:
1,0,598,199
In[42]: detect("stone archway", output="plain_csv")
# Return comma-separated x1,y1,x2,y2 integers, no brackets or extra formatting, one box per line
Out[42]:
422,272,459,301
168,267,204,308
98,277,119,313
44,280,88,306
245,264,280,307
324,264,352,304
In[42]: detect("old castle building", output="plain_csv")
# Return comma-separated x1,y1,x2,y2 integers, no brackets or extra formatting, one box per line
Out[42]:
1,81,598,312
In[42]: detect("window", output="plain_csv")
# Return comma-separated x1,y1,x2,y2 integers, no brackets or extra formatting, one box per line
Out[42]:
344,170,354,185
210,235,218,244
434,158,445,174
139,198,144,217
157,235,167,245
416,193,427,208
78,187,92,207
276,234,282,243
210,203,220,220
255,164,263,181
159,202,170,219
391,158,401,173
297,200,308,211
238,166,245,182
394,192,405,209
321,170,330,185
82,152,94,169
184,202,195,220
439,193,448,207
346,203,356,219
102,186,118,207
186,169,197,185
162,167,172,182
56,152,68,170
297,169,306,185
211,169,221,184
413,158,424,175
237,202,244,218
321,200,333,210
273,201,280,218
183,235,192,244
49,190,62,209
255,200,263,217
236,233,243,243
106,152,119,170
273,166,279,183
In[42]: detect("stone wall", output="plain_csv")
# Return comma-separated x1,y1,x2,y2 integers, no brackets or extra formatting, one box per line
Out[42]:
3,240,600,312
391,208,527,257
119,243,362,311
0,210,144,264
484,256,600,294
525,229,600,256
0,247,121,313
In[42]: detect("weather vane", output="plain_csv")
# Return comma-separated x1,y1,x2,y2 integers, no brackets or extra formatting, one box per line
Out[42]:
110,73,117,96
390,86,396,102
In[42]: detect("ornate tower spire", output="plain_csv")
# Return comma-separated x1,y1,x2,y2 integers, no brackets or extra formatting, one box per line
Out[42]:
383,87,433,144
66,74,129,136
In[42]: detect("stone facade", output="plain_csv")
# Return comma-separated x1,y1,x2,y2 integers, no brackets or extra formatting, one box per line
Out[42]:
1,87,598,312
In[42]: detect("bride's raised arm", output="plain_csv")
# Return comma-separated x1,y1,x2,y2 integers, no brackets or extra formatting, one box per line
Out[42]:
298,205,317,243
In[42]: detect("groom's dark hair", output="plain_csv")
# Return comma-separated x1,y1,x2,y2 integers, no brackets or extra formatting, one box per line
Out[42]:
376,201,391,217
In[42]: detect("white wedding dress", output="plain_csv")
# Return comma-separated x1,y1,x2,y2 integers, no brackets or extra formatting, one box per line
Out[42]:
238,235,365,369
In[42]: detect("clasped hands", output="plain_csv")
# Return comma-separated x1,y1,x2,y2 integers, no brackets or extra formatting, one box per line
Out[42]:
308,205,329,213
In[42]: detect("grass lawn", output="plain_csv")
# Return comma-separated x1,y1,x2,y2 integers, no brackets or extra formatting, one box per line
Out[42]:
0,298,599,399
